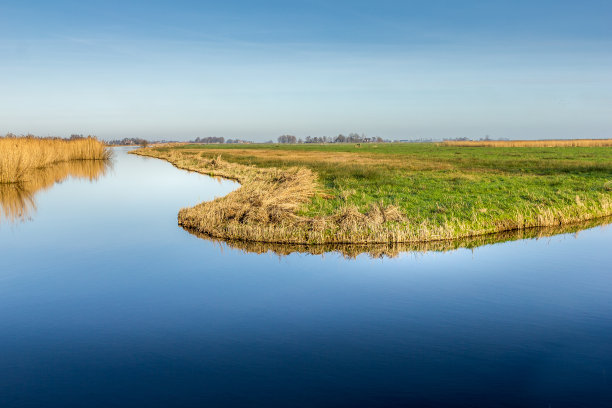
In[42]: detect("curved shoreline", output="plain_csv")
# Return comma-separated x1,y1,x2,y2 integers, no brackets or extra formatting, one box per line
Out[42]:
130,147,612,245
186,216,612,258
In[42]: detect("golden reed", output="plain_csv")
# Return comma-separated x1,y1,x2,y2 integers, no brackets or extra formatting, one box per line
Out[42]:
0,135,111,184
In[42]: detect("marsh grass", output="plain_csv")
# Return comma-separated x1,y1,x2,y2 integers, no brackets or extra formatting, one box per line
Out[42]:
0,135,111,184
192,216,612,258
132,143,612,244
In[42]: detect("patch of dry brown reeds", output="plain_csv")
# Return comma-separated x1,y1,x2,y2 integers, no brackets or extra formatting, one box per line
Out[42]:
175,148,453,171
187,216,612,258
440,139,612,148
0,135,111,184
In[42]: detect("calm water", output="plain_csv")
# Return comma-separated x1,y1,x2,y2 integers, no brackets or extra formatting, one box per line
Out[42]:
1,148,611,407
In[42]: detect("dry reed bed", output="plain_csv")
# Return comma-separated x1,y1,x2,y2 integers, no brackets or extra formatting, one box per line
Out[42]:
192,216,612,258
0,135,111,184
441,139,612,148
181,148,455,171
132,148,612,245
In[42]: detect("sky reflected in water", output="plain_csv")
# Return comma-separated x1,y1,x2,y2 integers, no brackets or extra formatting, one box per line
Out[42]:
1,148,611,407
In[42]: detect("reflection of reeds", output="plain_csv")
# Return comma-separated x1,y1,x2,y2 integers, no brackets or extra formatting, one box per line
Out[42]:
188,216,612,259
0,135,111,184
441,139,612,147
0,160,110,222
0,184,37,223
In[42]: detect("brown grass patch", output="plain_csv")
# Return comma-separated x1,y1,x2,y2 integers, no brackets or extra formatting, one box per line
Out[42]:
188,216,612,258
179,148,453,171
0,135,111,184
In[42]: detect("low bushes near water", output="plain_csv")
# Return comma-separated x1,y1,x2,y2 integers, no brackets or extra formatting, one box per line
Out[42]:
0,135,111,184
132,143,612,244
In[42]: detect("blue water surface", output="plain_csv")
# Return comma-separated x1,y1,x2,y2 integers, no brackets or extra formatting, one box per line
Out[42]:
1,148,611,407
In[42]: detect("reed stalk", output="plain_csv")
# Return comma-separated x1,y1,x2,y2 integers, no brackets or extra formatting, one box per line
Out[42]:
0,135,111,184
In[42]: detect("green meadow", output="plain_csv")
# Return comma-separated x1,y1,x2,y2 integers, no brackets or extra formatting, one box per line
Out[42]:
167,143,612,232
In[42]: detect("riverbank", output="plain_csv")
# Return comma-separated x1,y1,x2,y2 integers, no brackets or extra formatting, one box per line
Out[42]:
187,216,612,258
131,143,612,244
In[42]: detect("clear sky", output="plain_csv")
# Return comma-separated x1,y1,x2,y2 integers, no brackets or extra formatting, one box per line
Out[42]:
1,0,611,141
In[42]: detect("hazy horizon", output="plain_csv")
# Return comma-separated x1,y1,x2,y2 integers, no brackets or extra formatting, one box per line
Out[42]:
1,1,611,141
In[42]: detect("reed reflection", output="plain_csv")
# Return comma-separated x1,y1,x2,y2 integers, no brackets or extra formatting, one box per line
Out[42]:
0,159,110,222
186,216,612,258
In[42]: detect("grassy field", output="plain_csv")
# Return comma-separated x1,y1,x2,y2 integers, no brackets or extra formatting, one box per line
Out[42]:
133,142,612,244
442,139,612,147
0,135,110,184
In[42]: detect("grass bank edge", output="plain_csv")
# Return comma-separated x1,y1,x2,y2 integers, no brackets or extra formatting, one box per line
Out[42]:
131,145,612,245
188,216,612,258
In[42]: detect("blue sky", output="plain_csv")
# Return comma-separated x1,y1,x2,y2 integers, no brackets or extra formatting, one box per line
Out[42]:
1,0,611,141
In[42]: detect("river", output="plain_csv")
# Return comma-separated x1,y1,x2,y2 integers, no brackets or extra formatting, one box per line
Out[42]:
1,147,611,407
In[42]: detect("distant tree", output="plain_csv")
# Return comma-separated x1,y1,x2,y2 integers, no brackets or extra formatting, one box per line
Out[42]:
277,135,297,144
194,136,224,143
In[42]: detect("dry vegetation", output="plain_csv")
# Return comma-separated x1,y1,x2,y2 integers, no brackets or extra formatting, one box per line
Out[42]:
441,139,612,147
192,216,611,258
132,144,612,245
0,135,111,184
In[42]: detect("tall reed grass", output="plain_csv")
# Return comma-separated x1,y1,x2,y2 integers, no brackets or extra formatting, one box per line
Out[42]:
441,139,612,147
194,216,612,258
0,135,111,184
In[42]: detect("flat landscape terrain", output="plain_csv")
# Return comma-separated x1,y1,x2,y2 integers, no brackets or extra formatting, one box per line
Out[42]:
134,142,612,244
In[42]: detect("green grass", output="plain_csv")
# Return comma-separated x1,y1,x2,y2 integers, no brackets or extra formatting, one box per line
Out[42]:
164,143,612,230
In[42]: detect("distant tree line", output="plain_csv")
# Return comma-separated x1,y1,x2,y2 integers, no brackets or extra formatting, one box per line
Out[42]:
277,134,297,144
191,137,253,144
191,137,225,143
442,136,510,142
277,133,388,144
108,137,152,146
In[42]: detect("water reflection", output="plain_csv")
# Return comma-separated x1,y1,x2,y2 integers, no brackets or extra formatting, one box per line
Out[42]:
2,148,611,406
185,216,612,258
0,159,110,222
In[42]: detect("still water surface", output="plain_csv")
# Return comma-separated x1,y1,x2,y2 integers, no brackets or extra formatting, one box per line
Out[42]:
1,148,611,407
